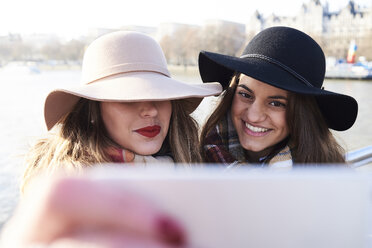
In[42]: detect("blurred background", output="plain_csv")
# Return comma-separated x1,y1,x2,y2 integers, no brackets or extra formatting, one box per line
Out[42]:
0,0,371,229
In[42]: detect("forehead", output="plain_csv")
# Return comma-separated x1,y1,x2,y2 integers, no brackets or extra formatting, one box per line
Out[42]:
239,74,289,96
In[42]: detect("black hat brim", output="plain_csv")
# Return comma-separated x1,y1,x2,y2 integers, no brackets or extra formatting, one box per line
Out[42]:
199,51,358,131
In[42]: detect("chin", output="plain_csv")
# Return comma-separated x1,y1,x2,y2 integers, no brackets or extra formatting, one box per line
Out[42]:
251,146,266,152
241,144,266,153
134,146,162,156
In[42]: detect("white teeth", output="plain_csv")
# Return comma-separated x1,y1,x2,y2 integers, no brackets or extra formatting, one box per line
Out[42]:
245,123,269,133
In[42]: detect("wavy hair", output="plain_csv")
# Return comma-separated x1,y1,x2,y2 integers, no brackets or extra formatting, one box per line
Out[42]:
21,98,201,193
286,93,345,163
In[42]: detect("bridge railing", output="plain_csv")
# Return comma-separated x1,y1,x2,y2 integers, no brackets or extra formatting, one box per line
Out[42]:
346,145,372,168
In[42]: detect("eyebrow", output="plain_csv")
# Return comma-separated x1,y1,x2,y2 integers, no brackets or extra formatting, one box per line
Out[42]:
237,84,253,93
237,84,288,100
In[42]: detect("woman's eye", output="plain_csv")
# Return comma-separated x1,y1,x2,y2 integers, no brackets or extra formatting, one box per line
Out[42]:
238,92,252,99
270,101,286,107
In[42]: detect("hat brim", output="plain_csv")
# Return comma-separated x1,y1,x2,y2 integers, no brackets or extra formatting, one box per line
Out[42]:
45,71,222,130
199,51,358,131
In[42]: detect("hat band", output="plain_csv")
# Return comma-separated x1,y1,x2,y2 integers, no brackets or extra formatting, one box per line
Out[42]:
240,54,314,87
82,62,170,85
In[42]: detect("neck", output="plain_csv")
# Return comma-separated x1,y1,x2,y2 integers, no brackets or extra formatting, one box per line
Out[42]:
244,147,272,163
244,137,290,163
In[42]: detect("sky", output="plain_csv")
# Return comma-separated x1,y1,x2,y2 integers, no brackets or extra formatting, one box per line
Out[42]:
0,0,371,37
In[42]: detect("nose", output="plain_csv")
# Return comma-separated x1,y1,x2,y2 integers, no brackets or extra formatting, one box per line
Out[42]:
246,101,266,123
139,101,158,118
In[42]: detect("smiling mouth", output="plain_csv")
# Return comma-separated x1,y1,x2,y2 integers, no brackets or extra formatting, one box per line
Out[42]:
135,125,161,138
243,122,271,136
245,123,269,132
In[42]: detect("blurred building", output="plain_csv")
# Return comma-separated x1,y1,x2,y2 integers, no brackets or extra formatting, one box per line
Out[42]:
247,0,372,60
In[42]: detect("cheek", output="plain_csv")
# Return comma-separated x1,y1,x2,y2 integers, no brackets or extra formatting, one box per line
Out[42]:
231,96,241,116
274,111,289,133
231,96,246,125
100,104,129,135
101,112,119,137
100,105,112,128
231,102,248,139
159,102,172,129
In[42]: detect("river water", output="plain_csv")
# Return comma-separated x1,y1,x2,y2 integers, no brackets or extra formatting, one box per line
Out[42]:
0,68,371,229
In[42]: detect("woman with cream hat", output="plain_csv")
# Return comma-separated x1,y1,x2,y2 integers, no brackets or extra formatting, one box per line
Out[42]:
21,31,222,191
5,30,218,248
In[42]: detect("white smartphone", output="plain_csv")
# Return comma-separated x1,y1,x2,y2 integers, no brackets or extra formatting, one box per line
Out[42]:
89,166,371,248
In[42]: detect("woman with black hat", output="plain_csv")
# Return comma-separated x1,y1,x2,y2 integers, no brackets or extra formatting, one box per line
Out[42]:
199,26,358,166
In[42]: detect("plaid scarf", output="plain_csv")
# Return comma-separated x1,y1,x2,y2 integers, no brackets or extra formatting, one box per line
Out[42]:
203,112,293,168
106,147,135,163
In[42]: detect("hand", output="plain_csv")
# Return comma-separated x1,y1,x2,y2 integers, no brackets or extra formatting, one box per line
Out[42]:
1,175,187,247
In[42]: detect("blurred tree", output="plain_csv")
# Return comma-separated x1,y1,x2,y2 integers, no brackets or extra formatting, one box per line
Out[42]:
159,26,200,66
0,42,12,63
173,27,200,66
61,39,85,61
40,39,85,61
200,24,246,56
0,38,34,62
40,41,63,60
160,23,246,66
159,35,174,64
11,42,34,60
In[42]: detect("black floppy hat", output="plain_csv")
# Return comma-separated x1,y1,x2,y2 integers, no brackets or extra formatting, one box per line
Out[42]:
198,26,358,131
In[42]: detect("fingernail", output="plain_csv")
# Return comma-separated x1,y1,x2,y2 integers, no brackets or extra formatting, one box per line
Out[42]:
156,216,186,245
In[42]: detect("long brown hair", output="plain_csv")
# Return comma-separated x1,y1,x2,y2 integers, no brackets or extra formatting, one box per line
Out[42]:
169,100,202,163
200,73,345,164
199,73,239,158
287,94,345,163
22,98,202,192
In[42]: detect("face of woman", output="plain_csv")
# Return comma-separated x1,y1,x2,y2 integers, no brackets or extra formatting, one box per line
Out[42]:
231,74,289,157
100,101,172,155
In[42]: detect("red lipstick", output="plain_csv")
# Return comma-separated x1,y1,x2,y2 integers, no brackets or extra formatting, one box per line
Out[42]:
135,125,161,138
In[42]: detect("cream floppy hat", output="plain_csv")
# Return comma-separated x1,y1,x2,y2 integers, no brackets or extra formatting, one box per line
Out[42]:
44,31,222,130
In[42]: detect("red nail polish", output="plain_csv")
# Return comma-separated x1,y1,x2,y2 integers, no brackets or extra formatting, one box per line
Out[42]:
156,216,186,245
